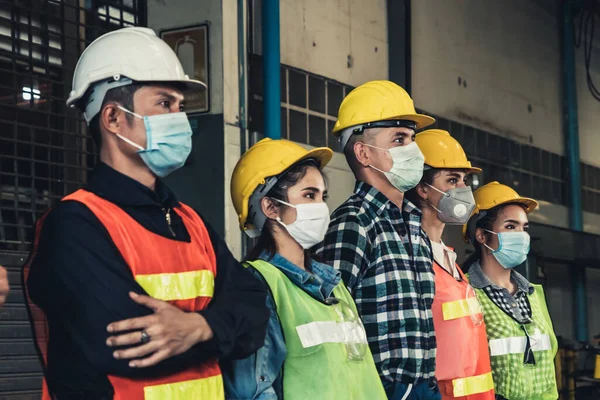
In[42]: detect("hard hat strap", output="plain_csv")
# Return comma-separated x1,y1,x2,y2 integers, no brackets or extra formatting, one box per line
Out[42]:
245,157,321,233
351,119,417,135
466,210,488,243
83,77,133,124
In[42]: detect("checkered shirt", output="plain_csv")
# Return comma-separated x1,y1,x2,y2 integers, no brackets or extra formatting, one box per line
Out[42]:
313,181,436,386
468,262,533,324
470,265,558,399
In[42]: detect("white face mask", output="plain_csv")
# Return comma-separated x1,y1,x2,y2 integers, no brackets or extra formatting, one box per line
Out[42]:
271,198,331,249
365,142,425,193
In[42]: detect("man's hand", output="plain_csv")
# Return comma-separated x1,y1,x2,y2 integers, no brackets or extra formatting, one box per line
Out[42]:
106,292,213,368
0,266,9,307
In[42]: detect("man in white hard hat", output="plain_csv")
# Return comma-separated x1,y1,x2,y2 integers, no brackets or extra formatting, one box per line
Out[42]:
24,27,268,399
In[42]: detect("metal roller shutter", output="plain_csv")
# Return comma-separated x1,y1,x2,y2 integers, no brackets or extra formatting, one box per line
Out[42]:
0,1,146,397
0,252,40,399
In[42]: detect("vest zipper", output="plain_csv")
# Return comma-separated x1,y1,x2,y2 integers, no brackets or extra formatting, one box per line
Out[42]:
163,208,176,237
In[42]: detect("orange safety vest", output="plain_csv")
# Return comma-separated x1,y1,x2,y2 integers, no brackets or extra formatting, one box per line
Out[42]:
23,189,224,400
432,255,495,400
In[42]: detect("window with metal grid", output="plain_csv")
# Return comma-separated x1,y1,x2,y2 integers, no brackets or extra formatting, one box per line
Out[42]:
248,54,354,152
247,55,572,211
421,111,569,208
0,0,146,252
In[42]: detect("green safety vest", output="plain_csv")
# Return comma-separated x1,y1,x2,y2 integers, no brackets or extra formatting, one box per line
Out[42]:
473,283,558,400
246,260,387,400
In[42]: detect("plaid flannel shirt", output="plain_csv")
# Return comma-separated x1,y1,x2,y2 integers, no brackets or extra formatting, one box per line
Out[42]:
314,181,436,386
469,261,534,324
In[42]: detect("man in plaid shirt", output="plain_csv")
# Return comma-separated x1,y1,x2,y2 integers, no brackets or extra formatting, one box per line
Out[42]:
314,81,440,400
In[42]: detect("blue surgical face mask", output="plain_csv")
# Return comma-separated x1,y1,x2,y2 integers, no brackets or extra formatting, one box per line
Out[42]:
117,106,192,177
484,230,530,269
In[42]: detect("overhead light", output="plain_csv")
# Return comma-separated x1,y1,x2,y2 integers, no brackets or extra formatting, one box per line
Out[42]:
471,174,481,189
23,86,41,101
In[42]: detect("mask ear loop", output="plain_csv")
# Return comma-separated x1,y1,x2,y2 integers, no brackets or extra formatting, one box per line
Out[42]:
422,183,449,214
114,105,145,151
482,229,499,253
368,164,389,175
424,182,450,197
270,197,297,208
271,198,298,228
115,134,144,151
483,243,495,252
363,144,392,175
428,201,442,214
363,143,388,152
117,105,144,119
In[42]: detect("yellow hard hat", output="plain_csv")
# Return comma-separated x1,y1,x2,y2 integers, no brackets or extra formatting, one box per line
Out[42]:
231,138,333,235
415,129,481,174
462,181,538,242
333,80,435,147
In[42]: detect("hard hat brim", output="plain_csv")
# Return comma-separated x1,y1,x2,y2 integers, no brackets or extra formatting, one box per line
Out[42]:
297,147,334,170
408,114,436,130
66,78,207,109
238,144,333,203
425,163,482,174
333,113,435,135
179,79,207,92
462,195,538,243
489,196,539,213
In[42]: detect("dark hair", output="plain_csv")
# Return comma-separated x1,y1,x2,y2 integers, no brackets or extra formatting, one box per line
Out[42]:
404,168,440,208
88,84,143,148
244,160,327,270
462,202,527,272
342,128,380,175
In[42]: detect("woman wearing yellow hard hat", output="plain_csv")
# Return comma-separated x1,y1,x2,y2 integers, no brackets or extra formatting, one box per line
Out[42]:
224,138,386,400
462,182,558,400
405,130,494,400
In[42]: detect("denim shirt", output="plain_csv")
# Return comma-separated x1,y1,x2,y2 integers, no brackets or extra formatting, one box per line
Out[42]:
222,252,341,400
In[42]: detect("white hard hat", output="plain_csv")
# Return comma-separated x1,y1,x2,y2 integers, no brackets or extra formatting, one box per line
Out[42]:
66,27,206,124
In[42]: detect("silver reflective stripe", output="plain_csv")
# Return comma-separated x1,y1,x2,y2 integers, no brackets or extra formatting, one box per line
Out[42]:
295,321,368,349
489,334,551,356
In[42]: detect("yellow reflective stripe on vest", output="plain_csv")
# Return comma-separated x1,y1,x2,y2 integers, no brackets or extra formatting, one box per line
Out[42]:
296,321,368,348
143,374,223,400
135,270,214,301
489,334,551,356
452,371,494,397
442,296,482,321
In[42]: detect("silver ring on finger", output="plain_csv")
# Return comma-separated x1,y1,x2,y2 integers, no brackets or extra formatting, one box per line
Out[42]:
140,330,151,344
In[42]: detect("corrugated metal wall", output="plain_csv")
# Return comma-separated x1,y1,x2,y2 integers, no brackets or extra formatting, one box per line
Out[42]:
0,0,145,397
0,252,39,398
